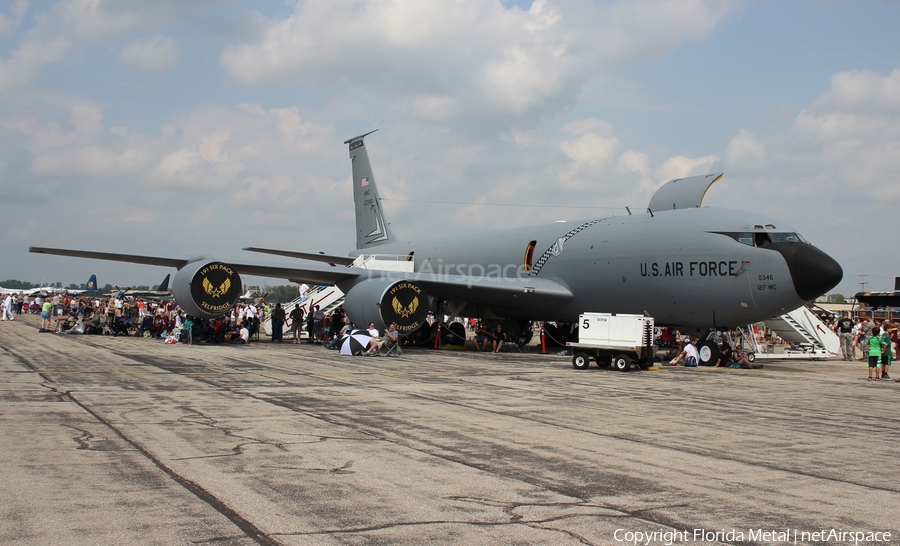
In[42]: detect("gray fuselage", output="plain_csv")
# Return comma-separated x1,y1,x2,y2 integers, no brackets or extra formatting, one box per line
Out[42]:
352,206,841,328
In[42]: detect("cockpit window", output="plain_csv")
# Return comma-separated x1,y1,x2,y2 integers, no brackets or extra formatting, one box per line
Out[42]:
718,231,806,246
718,232,757,246
770,232,803,243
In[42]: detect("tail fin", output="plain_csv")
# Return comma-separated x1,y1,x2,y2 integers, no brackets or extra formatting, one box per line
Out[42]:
82,274,97,291
344,130,394,249
157,274,171,292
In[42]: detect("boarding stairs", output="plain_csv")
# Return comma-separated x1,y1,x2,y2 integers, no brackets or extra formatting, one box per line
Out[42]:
742,305,839,359
262,254,415,337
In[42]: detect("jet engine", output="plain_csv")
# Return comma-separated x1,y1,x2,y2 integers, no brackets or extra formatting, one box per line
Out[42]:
172,260,242,319
343,278,429,334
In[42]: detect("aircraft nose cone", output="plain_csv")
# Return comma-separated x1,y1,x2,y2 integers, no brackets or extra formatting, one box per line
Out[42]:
772,243,843,301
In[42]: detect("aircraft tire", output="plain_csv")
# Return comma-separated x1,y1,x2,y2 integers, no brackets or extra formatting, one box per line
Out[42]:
613,354,632,371
410,323,433,346
446,322,467,346
572,352,591,370
746,352,756,363
698,341,719,366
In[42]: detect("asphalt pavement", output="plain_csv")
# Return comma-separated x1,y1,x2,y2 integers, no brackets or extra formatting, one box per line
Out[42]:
1,314,897,545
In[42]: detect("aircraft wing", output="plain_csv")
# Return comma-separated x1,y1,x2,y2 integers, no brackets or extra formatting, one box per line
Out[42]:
29,246,361,286
228,262,360,285
29,246,572,312
242,247,356,266
30,247,189,269
412,274,573,311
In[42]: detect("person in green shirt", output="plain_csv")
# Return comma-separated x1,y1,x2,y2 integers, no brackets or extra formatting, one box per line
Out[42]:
40,299,53,332
868,331,885,381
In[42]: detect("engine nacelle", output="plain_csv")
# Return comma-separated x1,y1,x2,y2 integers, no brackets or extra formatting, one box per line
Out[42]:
343,278,429,334
172,260,242,319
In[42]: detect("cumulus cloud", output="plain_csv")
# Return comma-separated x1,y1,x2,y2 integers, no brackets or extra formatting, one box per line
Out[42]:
726,129,765,168
0,27,70,90
755,69,900,202
220,0,731,125
58,0,146,39
119,34,179,71
0,0,29,34
699,68,900,294
57,0,213,41
0,98,350,271
70,103,103,135
811,69,900,114
653,154,719,183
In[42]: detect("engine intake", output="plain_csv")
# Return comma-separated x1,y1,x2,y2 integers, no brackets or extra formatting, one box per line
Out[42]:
343,278,429,334
172,260,242,319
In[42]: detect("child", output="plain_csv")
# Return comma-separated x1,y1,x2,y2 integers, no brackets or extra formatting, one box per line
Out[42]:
868,329,885,381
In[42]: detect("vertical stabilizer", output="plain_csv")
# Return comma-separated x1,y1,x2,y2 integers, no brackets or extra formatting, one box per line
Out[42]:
157,274,171,292
83,274,97,291
344,130,394,249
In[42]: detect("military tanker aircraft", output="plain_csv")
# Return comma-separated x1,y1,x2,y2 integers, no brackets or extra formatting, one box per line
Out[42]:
31,131,842,355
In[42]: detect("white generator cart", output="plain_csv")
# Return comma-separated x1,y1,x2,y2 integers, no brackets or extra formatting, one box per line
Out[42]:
566,313,655,371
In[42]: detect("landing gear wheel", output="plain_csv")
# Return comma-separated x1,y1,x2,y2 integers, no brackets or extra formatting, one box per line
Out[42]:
746,352,756,363
411,323,434,346
572,352,591,370
698,341,719,366
613,353,632,371
447,322,467,346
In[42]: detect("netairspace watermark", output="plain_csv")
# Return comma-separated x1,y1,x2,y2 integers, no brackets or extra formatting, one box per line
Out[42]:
613,528,892,545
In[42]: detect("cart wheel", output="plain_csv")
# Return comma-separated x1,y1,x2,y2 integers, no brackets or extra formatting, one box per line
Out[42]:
572,352,591,370
746,352,756,363
613,353,632,371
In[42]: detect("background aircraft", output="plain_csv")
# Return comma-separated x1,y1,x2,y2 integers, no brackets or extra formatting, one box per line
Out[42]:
31,132,842,340
111,274,172,301
0,274,98,296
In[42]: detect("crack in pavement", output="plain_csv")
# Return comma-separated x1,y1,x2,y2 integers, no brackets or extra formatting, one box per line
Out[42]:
176,405,290,456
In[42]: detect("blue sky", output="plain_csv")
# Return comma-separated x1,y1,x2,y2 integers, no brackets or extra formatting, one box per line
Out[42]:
1,0,898,296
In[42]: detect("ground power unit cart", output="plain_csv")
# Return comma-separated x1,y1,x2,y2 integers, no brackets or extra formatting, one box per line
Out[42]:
566,313,655,371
